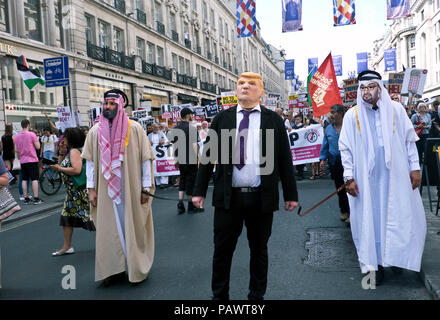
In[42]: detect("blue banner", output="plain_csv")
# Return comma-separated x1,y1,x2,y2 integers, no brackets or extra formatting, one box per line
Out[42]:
356,52,368,74
308,58,318,74
285,59,295,80
333,55,343,76
384,48,396,72
282,0,303,32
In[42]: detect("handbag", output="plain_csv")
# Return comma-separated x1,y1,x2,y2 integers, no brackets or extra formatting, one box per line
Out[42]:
415,115,423,137
71,158,86,189
0,186,21,221
12,157,20,171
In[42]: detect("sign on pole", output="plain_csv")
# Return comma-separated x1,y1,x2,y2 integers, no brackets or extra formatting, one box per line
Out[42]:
44,56,69,87
384,48,397,72
401,68,428,98
288,124,324,165
387,72,405,94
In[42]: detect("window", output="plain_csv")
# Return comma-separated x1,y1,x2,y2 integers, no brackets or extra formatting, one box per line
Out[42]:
54,0,65,48
201,67,206,82
155,1,163,23
191,0,197,11
219,17,223,36
202,1,207,20
30,91,35,104
421,10,424,21
39,92,46,105
157,46,164,66
98,20,110,48
135,0,144,10
210,8,215,28
113,27,124,52
147,42,155,64
411,56,416,68
179,56,185,74
207,69,211,83
185,59,191,76
409,35,415,49
170,12,176,32
196,64,201,79
205,36,210,55
24,0,42,41
225,22,228,41
0,0,9,33
137,37,145,59
172,53,178,70
85,14,95,44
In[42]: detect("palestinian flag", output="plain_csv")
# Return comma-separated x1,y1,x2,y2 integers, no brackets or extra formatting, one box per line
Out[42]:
16,55,45,89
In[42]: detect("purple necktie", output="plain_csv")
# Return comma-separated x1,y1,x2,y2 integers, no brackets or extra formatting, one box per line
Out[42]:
235,109,255,170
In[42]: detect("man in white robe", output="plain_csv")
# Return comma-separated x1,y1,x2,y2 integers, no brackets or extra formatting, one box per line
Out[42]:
339,70,426,285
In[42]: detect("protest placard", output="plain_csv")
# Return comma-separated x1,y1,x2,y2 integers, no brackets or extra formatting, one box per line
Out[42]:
343,78,358,102
288,124,324,165
401,68,428,98
387,72,405,94
151,144,179,177
56,106,75,130
221,91,238,110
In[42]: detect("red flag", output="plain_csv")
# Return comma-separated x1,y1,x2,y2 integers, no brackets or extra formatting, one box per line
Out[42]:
308,53,343,117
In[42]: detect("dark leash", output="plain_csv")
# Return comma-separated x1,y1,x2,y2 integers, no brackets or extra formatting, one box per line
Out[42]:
144,190,184,202
297,182,349,217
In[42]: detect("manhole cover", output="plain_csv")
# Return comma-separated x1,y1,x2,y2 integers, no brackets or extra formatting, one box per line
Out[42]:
304,228,359,271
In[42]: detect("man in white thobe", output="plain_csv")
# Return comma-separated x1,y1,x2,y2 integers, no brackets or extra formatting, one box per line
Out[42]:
339,70,426,285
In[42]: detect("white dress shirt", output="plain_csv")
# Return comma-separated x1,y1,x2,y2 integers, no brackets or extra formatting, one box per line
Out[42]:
232,104,261,187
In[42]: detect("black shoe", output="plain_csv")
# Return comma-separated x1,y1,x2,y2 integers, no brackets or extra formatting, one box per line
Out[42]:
391,266,403,275
33,197,44,205
24,197,32,204
177,201,185,215
376,266,385,285
188,202,200,213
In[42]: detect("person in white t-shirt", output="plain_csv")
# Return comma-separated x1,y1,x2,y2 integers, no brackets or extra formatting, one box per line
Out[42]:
148,123,169,188
40,128,59,161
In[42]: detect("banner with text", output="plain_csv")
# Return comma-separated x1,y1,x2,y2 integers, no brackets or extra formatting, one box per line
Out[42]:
384,48,397,72
285,59,295,80
343,78,359,102
288,124,323,165
387,72,405,94
356,52,368,74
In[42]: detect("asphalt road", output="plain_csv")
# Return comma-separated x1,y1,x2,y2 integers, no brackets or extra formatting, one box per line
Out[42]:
0,176,432,300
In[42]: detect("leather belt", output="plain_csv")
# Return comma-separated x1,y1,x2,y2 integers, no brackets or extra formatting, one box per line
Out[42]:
231,187,260,193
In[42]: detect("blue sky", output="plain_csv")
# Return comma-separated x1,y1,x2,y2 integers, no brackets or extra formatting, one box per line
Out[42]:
256,0,393,83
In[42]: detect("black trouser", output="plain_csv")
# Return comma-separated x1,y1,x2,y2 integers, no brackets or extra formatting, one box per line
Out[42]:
212,190,273,300
416,133,429,164
330,159,350,215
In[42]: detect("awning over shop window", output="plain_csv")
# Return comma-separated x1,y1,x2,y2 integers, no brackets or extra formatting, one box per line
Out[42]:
178,93,198,103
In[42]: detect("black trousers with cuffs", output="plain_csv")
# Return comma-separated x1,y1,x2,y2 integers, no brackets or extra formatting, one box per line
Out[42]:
212,189,273,300
330,159,350,215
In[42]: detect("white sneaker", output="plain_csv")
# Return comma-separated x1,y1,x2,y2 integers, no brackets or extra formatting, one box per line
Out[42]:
52,247,75,256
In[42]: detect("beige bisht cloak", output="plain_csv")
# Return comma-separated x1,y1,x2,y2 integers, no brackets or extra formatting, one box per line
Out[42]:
82,120,155,283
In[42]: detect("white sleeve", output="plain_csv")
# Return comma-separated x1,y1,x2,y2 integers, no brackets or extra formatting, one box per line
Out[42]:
340,148,354,178
142,160,152,189
407,141,420,171
86,160,95,188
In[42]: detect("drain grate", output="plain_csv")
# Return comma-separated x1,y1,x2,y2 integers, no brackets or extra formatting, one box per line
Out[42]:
304,227,359,271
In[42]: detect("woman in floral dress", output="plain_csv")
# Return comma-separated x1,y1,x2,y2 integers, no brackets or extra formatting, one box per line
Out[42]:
50,127,95,256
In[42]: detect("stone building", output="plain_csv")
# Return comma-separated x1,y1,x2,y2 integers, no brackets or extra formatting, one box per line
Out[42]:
0,0,288,132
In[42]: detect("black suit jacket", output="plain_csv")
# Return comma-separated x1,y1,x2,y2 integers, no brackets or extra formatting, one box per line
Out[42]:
193,106,298,213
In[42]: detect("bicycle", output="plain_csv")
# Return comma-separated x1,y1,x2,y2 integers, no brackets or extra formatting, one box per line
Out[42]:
39,158,63,196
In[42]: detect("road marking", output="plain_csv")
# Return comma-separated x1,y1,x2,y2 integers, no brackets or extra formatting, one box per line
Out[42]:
0,211,57,232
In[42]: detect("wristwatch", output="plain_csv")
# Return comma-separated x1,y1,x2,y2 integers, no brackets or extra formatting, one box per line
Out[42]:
343,176,353,183
141,187,151,195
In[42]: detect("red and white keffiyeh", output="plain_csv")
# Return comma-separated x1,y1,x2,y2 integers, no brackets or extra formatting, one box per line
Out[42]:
97,93,128,204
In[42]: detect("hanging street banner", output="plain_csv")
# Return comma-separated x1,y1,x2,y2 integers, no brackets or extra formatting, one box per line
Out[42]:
152,144,180,177
384,48,397,72
387,0,410,20
356,52,368,74
333,0,356,26
401,68,428,98
308,58,318,74
308,53,343,117
332,55,343,76
387,72,405,94
282,0,303,32
236,0,256,38
285,59,295,80
343,78,359,103
288,124,324,165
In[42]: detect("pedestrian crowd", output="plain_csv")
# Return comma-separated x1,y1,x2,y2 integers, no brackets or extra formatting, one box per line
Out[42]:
0,70,432,297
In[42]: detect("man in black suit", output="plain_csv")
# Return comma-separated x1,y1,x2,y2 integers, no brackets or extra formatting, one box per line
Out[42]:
192,72,298,300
